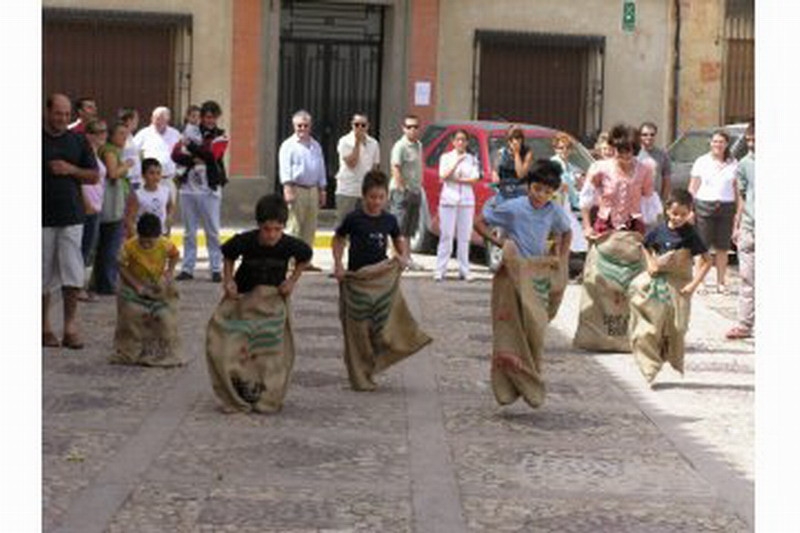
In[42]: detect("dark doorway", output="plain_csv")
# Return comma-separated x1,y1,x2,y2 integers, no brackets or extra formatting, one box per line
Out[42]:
474,31,605,142
277,1,384,205
43,8,191,128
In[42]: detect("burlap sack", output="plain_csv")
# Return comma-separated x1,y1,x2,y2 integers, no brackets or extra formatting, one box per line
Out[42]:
111,283,183,367
339,259,432,391
490,242,566,409
206,286,294,414
573,231,645,352
629,249,694,382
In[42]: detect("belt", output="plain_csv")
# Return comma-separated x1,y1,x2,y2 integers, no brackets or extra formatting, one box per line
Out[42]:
291,183,318,189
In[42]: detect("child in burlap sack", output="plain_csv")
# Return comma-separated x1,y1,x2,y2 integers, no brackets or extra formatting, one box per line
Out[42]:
333,170,432,391
474,159,572,408
113,212,182,366
206,194,312,414
630,190,712,384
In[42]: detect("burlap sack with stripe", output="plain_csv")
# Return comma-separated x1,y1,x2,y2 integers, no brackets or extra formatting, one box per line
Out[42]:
573,231,645,352
206,286,294,414
111,283,183,367
491,241,567,409
629,249,693,383
339,259,432,391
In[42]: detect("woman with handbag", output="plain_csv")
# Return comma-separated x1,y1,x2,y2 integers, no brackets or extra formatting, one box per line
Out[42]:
688,130,739,294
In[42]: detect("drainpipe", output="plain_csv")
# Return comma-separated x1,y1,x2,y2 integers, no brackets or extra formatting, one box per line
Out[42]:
671,0,682,142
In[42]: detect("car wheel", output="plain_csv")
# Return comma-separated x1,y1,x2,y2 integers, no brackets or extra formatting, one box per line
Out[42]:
410,212,436,253
485,226,505,272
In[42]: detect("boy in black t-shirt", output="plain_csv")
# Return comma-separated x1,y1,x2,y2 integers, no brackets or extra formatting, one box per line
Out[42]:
332,171,408,278
331,171,431,391
641,189,712,294
629,190,713,384
221,194,312,298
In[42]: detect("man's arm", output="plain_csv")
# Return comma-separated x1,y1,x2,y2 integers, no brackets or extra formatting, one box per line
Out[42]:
391,235,409,265
342,138,361,169
660,154,672,200
49,160,99,184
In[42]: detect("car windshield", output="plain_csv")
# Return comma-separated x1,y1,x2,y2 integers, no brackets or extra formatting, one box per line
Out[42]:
668,132,713,163
488,135,594,172
669,126,747,163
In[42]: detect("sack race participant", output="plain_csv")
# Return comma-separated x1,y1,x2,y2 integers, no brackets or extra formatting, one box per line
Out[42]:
630,190,712,383
474,159,572,408
490,242,567,408
112,213,182,366
339,258,432,391
333,170,432,391
206,194,312,413
207,287,295,413
573,231,645,352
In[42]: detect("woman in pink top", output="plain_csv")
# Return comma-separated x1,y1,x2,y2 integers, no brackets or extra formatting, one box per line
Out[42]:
581,124,654,239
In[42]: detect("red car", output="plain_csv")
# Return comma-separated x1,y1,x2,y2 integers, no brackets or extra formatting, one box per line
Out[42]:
410,121,594,266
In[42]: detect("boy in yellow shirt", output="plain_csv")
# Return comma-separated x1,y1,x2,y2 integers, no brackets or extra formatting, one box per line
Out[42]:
113,213,182,366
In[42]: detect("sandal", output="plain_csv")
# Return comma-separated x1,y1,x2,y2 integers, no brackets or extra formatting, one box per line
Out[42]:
725,326,752,340
61,333,85,350
42,332,60,348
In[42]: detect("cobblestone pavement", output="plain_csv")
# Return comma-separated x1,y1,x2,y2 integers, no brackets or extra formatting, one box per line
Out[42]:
43,252,753,532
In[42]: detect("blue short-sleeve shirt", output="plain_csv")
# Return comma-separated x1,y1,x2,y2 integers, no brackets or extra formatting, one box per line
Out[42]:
483,196,571,258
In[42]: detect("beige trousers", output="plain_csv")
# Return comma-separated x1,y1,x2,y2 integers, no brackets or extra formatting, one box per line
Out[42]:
286,187,319,247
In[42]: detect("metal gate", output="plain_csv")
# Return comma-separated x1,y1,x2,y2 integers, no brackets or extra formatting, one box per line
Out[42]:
723,0,754,124
277,1,384,204
473,31,605,142
43,8,192,127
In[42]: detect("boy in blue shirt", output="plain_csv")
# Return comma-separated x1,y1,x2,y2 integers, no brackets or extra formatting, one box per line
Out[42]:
475,159,572,265
474,160,572,409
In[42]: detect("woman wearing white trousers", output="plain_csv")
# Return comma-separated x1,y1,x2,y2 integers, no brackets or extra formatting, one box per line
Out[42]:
435,129,480,281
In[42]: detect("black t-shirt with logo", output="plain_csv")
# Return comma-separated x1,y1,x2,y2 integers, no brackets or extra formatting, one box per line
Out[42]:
221,230,313,293
43,129,97,227
335,208,400,271
644,222,708,256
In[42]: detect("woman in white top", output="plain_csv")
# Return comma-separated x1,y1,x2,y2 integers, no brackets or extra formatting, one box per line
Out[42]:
688,130,739,293
435,129,480,281
79,120,109,301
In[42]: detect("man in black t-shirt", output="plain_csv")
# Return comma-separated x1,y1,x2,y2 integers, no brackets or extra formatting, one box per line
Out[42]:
42,94,100,349
221,195,312,298
332,171,408,278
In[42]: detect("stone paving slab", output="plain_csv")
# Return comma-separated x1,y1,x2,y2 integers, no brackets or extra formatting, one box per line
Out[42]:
43,255,753,532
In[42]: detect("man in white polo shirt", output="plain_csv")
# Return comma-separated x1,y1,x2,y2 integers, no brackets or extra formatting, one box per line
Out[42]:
334,113,380,225
279,109,327,271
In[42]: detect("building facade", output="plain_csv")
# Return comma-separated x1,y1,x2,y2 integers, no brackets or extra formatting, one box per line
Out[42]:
43,0,753,201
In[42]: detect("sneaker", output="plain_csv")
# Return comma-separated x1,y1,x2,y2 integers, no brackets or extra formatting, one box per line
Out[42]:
211,272,222,283
175,271,194,281
433,273,444,282
458,273,473,282
725,325,752,340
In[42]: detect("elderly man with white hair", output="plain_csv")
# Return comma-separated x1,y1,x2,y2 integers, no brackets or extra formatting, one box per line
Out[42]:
133,106,181,206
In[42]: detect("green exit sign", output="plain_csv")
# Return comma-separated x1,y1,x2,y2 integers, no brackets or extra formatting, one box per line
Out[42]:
623,0,636,32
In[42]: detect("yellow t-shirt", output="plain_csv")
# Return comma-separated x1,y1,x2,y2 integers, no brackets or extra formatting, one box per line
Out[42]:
119,237,179,285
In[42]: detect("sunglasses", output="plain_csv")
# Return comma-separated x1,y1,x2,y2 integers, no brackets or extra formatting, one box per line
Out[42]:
404,124,419,129
352,122,368,128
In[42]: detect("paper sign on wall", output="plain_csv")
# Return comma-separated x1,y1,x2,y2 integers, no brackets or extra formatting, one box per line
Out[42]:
414,81,431,107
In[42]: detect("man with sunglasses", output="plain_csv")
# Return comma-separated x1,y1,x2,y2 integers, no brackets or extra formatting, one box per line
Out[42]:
279,110,327,271
334,113,380,226
389,115,425,270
